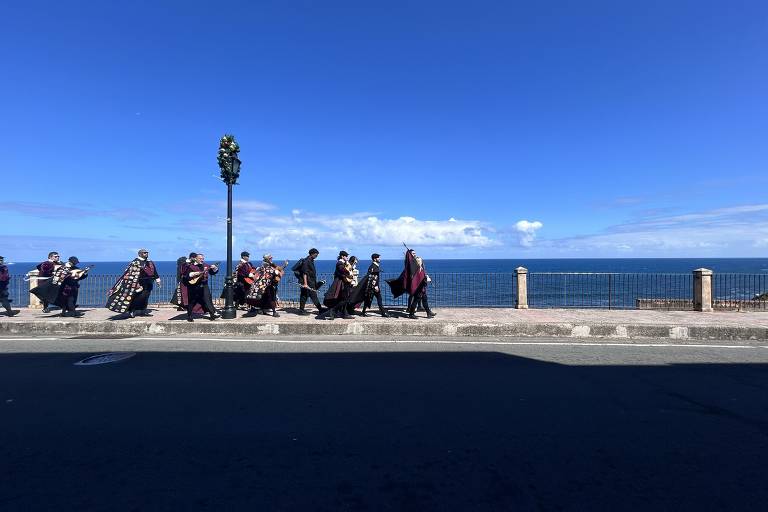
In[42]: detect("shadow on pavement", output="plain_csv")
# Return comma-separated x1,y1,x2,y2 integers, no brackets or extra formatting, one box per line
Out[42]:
1,351,767,511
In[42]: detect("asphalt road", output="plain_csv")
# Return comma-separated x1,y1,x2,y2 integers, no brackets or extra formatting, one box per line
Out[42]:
1,336,768,511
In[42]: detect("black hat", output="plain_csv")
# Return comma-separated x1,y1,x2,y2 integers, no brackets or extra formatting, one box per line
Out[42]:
68,256,79,265
338,250,349,257
241,251,250,258
308,248,319,255
371,253,380,260
189,252,197,259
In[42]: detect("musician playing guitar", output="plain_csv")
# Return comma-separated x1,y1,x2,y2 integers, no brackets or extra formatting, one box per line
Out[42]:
183,253,220,322
59,256,91,317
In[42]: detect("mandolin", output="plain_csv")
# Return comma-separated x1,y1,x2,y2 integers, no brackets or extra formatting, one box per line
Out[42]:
70,265,94,279
188,262,220,285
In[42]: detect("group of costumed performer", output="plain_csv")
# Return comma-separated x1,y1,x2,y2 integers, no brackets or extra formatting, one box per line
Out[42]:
30,256,91,317
386,247,436,319
106,249,161,318
245,254,288,317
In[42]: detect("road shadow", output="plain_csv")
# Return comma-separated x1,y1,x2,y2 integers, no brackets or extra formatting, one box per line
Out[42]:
0,351,766,511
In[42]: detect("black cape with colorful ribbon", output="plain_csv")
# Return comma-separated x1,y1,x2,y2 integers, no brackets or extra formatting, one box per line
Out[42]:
30,265,71,306
386,251,426,298
106,259,144,313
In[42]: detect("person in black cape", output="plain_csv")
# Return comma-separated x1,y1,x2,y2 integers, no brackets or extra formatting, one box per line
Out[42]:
355,253,389,317
31,256,90,317
183,253,219,322
106,249,161,318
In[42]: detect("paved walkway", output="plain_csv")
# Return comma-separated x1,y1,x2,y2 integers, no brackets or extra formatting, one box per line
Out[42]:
2,306,767,340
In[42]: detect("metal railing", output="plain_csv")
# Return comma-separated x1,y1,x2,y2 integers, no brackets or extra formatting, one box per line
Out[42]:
713,274,768,311
9,272,518,309
528,273,694,310
8,271,768,311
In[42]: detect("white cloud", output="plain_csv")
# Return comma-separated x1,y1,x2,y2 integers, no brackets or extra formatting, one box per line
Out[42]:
514,220,544,247
240,213,499,250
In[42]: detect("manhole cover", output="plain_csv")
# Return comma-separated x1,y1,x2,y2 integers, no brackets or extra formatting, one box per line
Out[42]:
74,353,137,366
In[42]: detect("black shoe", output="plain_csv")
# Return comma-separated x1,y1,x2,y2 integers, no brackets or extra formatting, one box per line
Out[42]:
380,311,389,318
361,312,370,317
341,314,353,320
128,311,135,318
42,307,50,313
318,307,329,314
427,311,436,318
272,311,280,318
408,313,417,319
297,310,310,316
6,310,19,317
187,317,194,322
209,315,218,321
73,312,84,318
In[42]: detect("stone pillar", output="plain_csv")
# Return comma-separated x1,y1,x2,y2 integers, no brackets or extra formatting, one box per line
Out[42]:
515,267,528,309
27,269,42,309
693,268,713,312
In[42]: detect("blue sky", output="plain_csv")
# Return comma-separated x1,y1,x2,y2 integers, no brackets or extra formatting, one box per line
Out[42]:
1,0,766,261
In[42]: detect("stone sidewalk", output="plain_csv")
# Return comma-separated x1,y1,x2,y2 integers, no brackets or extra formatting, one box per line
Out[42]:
2,306,767,340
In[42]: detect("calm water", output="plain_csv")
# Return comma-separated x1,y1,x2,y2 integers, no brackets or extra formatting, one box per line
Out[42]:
6,259,768,309
9,258,768,275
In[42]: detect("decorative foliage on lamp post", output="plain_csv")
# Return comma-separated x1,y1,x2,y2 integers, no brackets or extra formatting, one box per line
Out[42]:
218,134,241,185
218,134,241,319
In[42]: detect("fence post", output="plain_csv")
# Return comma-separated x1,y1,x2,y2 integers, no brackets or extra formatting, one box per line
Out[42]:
27,269,42,309
515,267,528,309
693,268,713,312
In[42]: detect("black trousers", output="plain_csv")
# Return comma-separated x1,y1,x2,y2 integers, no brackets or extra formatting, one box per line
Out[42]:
63,294,77,313
0,287,11,312
299,287,322,310
407,294,432,314
362,291,384,312
129,286,153,312
187,284,216,317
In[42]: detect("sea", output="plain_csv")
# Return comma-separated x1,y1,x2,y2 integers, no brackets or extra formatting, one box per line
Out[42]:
6,258,768,309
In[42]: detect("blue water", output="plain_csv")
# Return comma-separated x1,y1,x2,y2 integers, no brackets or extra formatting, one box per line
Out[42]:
9,258,768,275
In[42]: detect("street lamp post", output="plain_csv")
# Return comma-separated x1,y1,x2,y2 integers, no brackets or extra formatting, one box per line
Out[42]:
218,135,241,320
221,156,241,319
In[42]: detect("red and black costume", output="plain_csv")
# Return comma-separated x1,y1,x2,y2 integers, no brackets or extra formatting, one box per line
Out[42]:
183,261,219,321
36,259,59,312
320,255,354,320
386,250,435,319
0,261,14,315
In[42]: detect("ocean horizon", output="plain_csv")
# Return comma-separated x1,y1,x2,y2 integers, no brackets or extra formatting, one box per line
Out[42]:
8,258,768,276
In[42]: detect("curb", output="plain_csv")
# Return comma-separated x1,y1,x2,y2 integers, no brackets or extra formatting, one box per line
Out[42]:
2,320,767,341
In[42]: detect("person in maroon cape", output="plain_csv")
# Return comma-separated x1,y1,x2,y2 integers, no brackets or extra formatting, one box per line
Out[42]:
386,248,436,319
318,251,354,320
171,252,203,314
223,251,255,310
36,251,61,312
183,253,219,322
0,255,19,316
